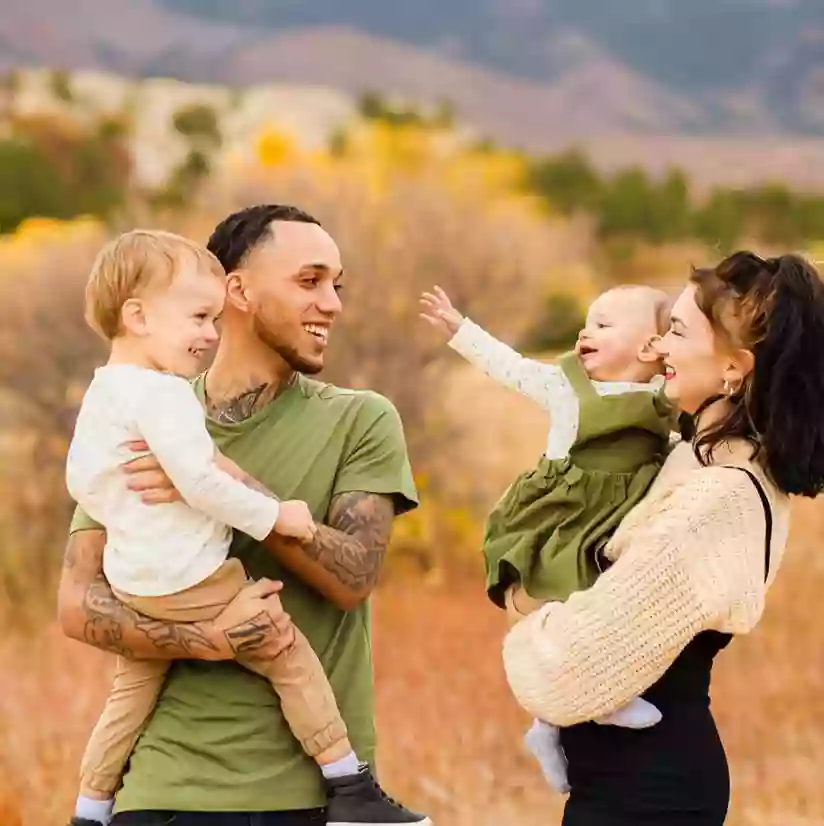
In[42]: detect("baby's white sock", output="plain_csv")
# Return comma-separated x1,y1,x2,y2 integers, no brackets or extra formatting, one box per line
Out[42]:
75,795,114,825
320,750,360,779
523,718,570,794
597,696,662,729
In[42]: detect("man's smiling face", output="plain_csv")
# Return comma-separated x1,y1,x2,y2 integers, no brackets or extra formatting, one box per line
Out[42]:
228,219,344,374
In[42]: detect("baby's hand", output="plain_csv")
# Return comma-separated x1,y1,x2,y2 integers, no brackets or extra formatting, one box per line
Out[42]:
420,285,464,339
275,500,318,543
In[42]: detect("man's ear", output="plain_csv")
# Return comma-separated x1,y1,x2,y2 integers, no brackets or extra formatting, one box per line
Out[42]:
638,334,662,364
225,271,251,312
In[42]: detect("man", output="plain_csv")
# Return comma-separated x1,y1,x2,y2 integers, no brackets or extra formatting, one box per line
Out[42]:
59,204,430,826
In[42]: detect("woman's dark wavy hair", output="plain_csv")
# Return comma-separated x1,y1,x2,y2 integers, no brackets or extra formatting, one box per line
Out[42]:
688,250,824,497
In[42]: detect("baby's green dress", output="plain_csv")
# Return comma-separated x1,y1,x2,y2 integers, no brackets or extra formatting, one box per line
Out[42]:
482,351,675,608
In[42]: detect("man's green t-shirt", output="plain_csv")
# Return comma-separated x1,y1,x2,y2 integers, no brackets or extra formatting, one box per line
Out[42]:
69,374,418,813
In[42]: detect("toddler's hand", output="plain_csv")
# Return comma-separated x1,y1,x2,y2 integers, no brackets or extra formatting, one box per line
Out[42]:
275,500,318,543
420,285,464,339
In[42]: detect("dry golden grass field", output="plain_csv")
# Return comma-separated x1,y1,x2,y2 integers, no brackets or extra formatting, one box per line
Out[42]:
2,494,823,826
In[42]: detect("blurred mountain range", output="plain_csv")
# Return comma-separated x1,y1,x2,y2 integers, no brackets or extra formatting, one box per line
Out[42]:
2,0,824,145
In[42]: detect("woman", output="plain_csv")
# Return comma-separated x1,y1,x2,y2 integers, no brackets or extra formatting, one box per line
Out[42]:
502,250,824,825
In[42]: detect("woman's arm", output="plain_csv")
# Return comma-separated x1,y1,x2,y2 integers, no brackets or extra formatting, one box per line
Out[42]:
502,468,770,726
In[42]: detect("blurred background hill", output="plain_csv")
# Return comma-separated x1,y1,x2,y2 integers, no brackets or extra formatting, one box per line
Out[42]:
3,0,824,187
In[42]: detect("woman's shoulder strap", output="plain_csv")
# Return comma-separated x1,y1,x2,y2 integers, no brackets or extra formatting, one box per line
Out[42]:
722,466,772,583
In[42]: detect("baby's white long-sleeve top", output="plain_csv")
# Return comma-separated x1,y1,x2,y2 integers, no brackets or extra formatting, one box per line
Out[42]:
66,364,282,597
448,319,662,458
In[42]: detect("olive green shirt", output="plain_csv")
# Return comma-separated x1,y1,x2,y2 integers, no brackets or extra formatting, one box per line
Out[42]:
69,373,418,813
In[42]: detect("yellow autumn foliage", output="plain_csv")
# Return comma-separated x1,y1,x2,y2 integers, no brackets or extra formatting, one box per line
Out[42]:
256,126,302,169
0,216,104,261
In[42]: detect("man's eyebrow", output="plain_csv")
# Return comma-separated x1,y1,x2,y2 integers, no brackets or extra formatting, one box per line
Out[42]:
296,263,344,278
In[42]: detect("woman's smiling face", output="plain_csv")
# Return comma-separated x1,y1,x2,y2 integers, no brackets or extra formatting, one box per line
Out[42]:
656,284,735,415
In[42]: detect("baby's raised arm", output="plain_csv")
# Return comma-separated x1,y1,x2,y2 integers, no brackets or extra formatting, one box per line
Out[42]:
447,319,573,412
420,285,569,412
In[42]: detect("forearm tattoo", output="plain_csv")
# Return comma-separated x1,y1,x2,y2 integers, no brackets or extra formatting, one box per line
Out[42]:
82,576,219,659
302,491,395,591
81,577,288,660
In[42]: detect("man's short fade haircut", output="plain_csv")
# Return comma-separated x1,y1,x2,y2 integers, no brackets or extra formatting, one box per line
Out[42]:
206,204,321,274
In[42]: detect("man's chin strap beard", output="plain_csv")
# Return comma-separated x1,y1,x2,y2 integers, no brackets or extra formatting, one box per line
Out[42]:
254,328,316,377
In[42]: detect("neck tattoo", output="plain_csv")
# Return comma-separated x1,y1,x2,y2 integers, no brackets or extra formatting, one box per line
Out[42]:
206,374,296,424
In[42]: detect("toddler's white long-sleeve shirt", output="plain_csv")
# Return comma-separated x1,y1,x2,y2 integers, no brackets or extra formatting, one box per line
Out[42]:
66,364,281,596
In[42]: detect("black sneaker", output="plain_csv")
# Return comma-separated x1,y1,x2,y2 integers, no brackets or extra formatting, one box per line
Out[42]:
68,819,104,826
325,763,432,825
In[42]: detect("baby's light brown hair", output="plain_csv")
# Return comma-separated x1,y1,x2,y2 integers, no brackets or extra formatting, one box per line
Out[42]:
610,284,673,336
85,229,224,340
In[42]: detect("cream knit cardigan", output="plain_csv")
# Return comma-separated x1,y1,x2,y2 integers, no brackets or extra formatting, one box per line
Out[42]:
502,438,790,727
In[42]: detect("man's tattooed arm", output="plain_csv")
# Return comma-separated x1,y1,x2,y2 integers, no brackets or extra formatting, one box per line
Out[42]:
58,529,289,661
81,576,221,659
307,492,395,592
262,491,396,610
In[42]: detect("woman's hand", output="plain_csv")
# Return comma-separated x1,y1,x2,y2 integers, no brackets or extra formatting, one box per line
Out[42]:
420,285,464,339
122,440,179,504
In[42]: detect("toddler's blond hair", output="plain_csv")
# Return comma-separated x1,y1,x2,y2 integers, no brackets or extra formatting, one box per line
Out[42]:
85,229,224,340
